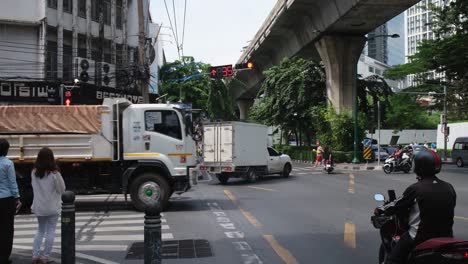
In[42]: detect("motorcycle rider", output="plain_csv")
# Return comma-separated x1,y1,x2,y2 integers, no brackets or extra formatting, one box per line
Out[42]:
375,149,457,264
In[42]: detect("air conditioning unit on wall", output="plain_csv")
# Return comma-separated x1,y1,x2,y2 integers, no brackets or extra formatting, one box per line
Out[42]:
74,57,95,85
97,62,116,89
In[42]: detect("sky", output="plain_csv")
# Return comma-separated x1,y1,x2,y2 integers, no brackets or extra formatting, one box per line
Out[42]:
150,0,278,66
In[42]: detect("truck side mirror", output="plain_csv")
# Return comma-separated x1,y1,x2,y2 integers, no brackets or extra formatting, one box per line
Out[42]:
184,114,193,136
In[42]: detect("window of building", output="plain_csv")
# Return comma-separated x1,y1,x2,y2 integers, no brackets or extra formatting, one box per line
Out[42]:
46,41,58,79
368,66,375,73
78,0,86,18
48,0,57,9
145,111,182,140
103,40,112,63
116,44,123,65
103,0,111,25
92,0,100,22
116,0,123,29
92,38,101,61
78,34,87,58
63,0,73,13
375,69,382,75
63,44,73,82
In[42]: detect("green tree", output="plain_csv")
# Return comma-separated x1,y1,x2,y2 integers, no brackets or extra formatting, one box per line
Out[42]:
249,57,327,145
159,57,236,120
385,93,438,130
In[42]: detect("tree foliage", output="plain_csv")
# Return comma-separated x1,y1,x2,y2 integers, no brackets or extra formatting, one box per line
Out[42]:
159,57,236,120
385,93,438,130
249,57,327,145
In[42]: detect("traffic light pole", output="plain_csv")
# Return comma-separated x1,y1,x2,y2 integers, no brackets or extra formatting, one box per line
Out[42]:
443,84,448,161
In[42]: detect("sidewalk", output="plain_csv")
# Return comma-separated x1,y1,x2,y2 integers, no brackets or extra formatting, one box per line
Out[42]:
293,160,382,171
294,157,454,171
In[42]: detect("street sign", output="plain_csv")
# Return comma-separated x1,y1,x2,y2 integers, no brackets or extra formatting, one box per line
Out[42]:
363,138,372,147
363,147,372,160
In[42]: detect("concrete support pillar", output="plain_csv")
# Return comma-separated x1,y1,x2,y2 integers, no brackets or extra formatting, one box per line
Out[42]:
315,35,366,113
237,99,254,121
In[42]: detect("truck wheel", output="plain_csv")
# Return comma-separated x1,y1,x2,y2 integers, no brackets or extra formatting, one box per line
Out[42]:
247,168,258,183
130,173,170,212
282,163,292,178
456,158,464,167
217,173,229,185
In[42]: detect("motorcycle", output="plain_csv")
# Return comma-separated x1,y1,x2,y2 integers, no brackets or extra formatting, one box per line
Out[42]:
324,159,333,174
383,152,412,174
371,190,468,264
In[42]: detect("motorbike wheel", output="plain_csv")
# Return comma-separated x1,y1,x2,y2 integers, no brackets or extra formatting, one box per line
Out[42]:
378,244,387,264
383,165,392,174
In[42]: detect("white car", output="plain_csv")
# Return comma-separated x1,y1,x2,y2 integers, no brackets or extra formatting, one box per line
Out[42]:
267,147,293,177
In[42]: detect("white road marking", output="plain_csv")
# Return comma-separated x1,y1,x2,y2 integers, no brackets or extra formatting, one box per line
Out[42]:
225,231,245,239
241,253,264,264
14,245,120,264
219,223,236,229
233,241,252,251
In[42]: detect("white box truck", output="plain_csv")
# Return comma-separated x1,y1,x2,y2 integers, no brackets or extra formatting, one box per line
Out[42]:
200,122,292,184
0,98,198,211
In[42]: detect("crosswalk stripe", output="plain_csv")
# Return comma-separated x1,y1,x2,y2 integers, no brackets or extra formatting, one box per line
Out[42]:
15,217,167,229
14,233,174,245
14,224,170,236
15,214,145,223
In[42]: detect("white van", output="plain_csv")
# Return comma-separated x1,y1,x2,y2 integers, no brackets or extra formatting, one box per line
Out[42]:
452,137,468,167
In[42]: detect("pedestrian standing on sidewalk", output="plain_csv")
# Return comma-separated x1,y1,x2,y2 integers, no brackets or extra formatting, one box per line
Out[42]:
31,147,66,264
0,139,21,264
314,142,324,167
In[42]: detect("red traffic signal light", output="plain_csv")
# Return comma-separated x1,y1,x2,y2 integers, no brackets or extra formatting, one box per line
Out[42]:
63,90,72,106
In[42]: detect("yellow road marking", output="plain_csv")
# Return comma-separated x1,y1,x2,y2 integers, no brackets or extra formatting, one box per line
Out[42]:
263,235,299,264
224,189,237,204
455,216,468,221
240,209,263,229
344,221,356,249
348,174,355,194
247,186,278,192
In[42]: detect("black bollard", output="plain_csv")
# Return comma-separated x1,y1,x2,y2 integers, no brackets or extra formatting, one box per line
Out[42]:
61,191,75,264
144,202,162,264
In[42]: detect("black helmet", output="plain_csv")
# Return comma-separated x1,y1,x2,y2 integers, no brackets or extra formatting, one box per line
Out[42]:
413,149,442,177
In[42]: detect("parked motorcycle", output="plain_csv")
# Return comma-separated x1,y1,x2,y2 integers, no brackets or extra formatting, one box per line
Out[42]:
371,190,468,264
324,159,333,174
383,152,412,174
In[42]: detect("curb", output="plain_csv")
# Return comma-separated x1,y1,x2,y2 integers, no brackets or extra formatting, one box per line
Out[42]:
292,160,382,171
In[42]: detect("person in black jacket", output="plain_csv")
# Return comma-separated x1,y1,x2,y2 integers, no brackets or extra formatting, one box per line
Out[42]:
375,149,456,264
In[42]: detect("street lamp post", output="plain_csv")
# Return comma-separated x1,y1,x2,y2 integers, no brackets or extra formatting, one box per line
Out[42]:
352,33,400,164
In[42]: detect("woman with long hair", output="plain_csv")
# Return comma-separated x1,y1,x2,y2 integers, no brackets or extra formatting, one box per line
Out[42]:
31,148,65,264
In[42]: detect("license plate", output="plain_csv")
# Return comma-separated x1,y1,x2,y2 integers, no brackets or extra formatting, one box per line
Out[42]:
210,167,221,174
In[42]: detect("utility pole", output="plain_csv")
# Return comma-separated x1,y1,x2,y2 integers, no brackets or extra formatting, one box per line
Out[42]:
138,0,149,103
443,83,448,161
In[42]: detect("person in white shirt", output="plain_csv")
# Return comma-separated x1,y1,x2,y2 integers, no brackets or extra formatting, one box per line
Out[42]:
31,148,65,264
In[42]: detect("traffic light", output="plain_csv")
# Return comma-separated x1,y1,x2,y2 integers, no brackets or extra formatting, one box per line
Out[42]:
64,90,72,106
234,61,254,70
209,64,234,79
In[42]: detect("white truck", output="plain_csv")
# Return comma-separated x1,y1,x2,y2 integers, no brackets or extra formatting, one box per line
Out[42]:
0,98,198,211
200,122,292,184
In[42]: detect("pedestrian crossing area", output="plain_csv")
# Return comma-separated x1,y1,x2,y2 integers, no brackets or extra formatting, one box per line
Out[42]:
291,166,323,175
14,205,173,253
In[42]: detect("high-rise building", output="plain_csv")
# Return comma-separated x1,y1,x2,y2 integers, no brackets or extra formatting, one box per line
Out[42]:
405,0,449,84
0,0,154,105
366,13,406,66
367,24,388,64
387,13,406,66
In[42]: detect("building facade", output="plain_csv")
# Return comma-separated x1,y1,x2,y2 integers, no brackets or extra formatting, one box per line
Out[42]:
387,13,406,66
405,0,450,85
0,0,154,105
357,54,406,92
367,24,389,64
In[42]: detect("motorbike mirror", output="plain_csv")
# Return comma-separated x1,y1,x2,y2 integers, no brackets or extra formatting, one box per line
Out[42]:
374,194,385,202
